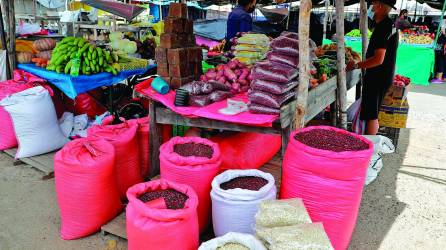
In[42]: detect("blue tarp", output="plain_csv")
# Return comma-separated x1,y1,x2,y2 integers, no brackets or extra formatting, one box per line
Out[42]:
18,64,155,99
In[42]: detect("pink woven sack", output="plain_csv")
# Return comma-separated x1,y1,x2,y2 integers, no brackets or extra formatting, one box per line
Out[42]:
280,126,373,250
88,122,142,200
126,179,199,250
160,136,221,233
54,137,123,240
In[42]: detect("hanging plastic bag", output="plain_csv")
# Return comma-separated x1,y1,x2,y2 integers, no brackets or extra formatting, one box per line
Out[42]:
199,232,267,250
0,86,69,158
126,179,199,250
362,135,395,185
88,122,142,200
55,137,123,240
211,169,277,236
160,136,221,233
280,126,373,250
210,132,281,171
348,98,366,135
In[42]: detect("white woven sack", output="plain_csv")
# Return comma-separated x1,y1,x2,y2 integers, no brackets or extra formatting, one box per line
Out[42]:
362,135,395,185
0,86,69,158
199,232,266,250
211,169,277,236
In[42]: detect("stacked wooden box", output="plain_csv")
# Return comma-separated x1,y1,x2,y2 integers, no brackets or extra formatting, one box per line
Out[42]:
155,3,203,89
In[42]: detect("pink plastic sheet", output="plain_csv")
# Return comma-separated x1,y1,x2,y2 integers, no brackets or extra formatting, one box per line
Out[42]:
135,80,278,127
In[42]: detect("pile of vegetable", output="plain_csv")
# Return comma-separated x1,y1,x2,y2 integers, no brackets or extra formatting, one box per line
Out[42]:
393,74,410,87
315,44,361,65
401,33,434,45
46,37,118,76
200,59,252,94
16,38,57,67
346,29,372,38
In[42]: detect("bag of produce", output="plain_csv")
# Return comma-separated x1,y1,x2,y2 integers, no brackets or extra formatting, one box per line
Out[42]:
235,44,269,52
252,61,298,83
362,135,395,185
0,86,69,158
256,223,333,250
126,179,199,250
210,132,281,171
248,90,295,109
237,34,270,47
248,102,280,115
160,136,221,233
199,232,266,250
211,169,277,236
55,137,123,240
270,36,299,56
280,126,373,249
251,79,298,95
88,122,142,200
128,117,150,179
266,51,299,68
255,198,311,228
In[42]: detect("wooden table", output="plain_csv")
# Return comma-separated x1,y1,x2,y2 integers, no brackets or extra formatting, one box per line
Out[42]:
136,69,361,178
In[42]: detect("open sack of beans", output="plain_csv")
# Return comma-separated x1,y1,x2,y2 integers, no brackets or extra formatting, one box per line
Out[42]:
160,136,221,233
210,132,281,172
199,232,266,250
55,137,123,240
126,179,199,250
211,169,277,236
88,122,142,200
280,126,373,250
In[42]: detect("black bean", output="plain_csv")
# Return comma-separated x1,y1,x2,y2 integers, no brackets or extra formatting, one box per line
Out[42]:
173,142,214,159
294,129,369,152
138,189,189,209
220,176,268,191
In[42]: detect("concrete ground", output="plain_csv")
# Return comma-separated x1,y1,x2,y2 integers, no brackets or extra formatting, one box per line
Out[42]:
1,84,445,250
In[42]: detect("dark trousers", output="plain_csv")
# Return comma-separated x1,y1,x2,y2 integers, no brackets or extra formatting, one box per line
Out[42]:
435,50,446,74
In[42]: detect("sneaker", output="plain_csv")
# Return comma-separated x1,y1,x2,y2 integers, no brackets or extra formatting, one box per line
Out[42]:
431,78,444,84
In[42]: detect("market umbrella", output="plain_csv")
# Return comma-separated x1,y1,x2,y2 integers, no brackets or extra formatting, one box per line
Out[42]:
81,0,146,21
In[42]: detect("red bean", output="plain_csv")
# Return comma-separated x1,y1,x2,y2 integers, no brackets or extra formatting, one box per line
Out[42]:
173,143,214,159
138,189,188,209
220,176,268,191
294,129,369,152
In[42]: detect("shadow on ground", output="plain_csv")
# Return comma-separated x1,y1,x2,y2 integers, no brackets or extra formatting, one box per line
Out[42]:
349,129,410,250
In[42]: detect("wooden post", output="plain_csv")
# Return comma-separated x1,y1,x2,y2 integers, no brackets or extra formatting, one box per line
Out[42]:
0,3,10,79
358,0,368,100
294,0,312,129
323,0,329,40
335,0,347,129
2,0,16,75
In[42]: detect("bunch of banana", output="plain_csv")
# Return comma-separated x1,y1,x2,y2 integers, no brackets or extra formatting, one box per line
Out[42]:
46,37,119,76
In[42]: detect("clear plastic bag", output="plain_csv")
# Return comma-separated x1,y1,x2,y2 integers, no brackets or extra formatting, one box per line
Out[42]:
189,94,212,107
255,199,312,228
251,79,298,95
252,61,298,83
270,37,299,56
266,52,299,68
248,103,280,115
248,90,295,109
209,91,234,103
256,223,333,250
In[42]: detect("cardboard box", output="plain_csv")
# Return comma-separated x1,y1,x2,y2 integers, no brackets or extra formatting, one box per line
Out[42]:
168,3,188,18
167,48,188,65
382,84,409,106
379,99,409,128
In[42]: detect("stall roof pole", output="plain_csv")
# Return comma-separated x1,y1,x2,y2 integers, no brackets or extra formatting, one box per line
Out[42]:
0,3,10,79
323,0,329,40
294,0,312,129
434,0,446,46
335,0,347,129
358,0,368,100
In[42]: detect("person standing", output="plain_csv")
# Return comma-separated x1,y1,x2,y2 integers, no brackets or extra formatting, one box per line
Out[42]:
225,0,257,41
348,0,399,135
395,9,411,30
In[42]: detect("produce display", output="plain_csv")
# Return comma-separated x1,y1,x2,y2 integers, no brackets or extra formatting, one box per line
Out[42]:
220,176,268,191
110,32,137,54
138,189,189,209
346,29,372,38
46,37,118,76
393,74,410,87
173,142,214,158
200,59,252,94
401,33,434,45
294,128,370,152
16,39,38,54
227,33,270,65
16,52,34,64
179,80,233,107
248,32,308,115
316,43,361,64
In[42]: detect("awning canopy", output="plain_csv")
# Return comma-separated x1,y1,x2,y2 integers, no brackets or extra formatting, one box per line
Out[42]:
80,0,146,20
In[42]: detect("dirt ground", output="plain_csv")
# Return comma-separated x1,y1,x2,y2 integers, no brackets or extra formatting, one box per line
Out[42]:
1,84,445,250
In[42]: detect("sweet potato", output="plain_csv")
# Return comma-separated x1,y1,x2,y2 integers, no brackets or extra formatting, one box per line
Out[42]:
224,67,237,81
